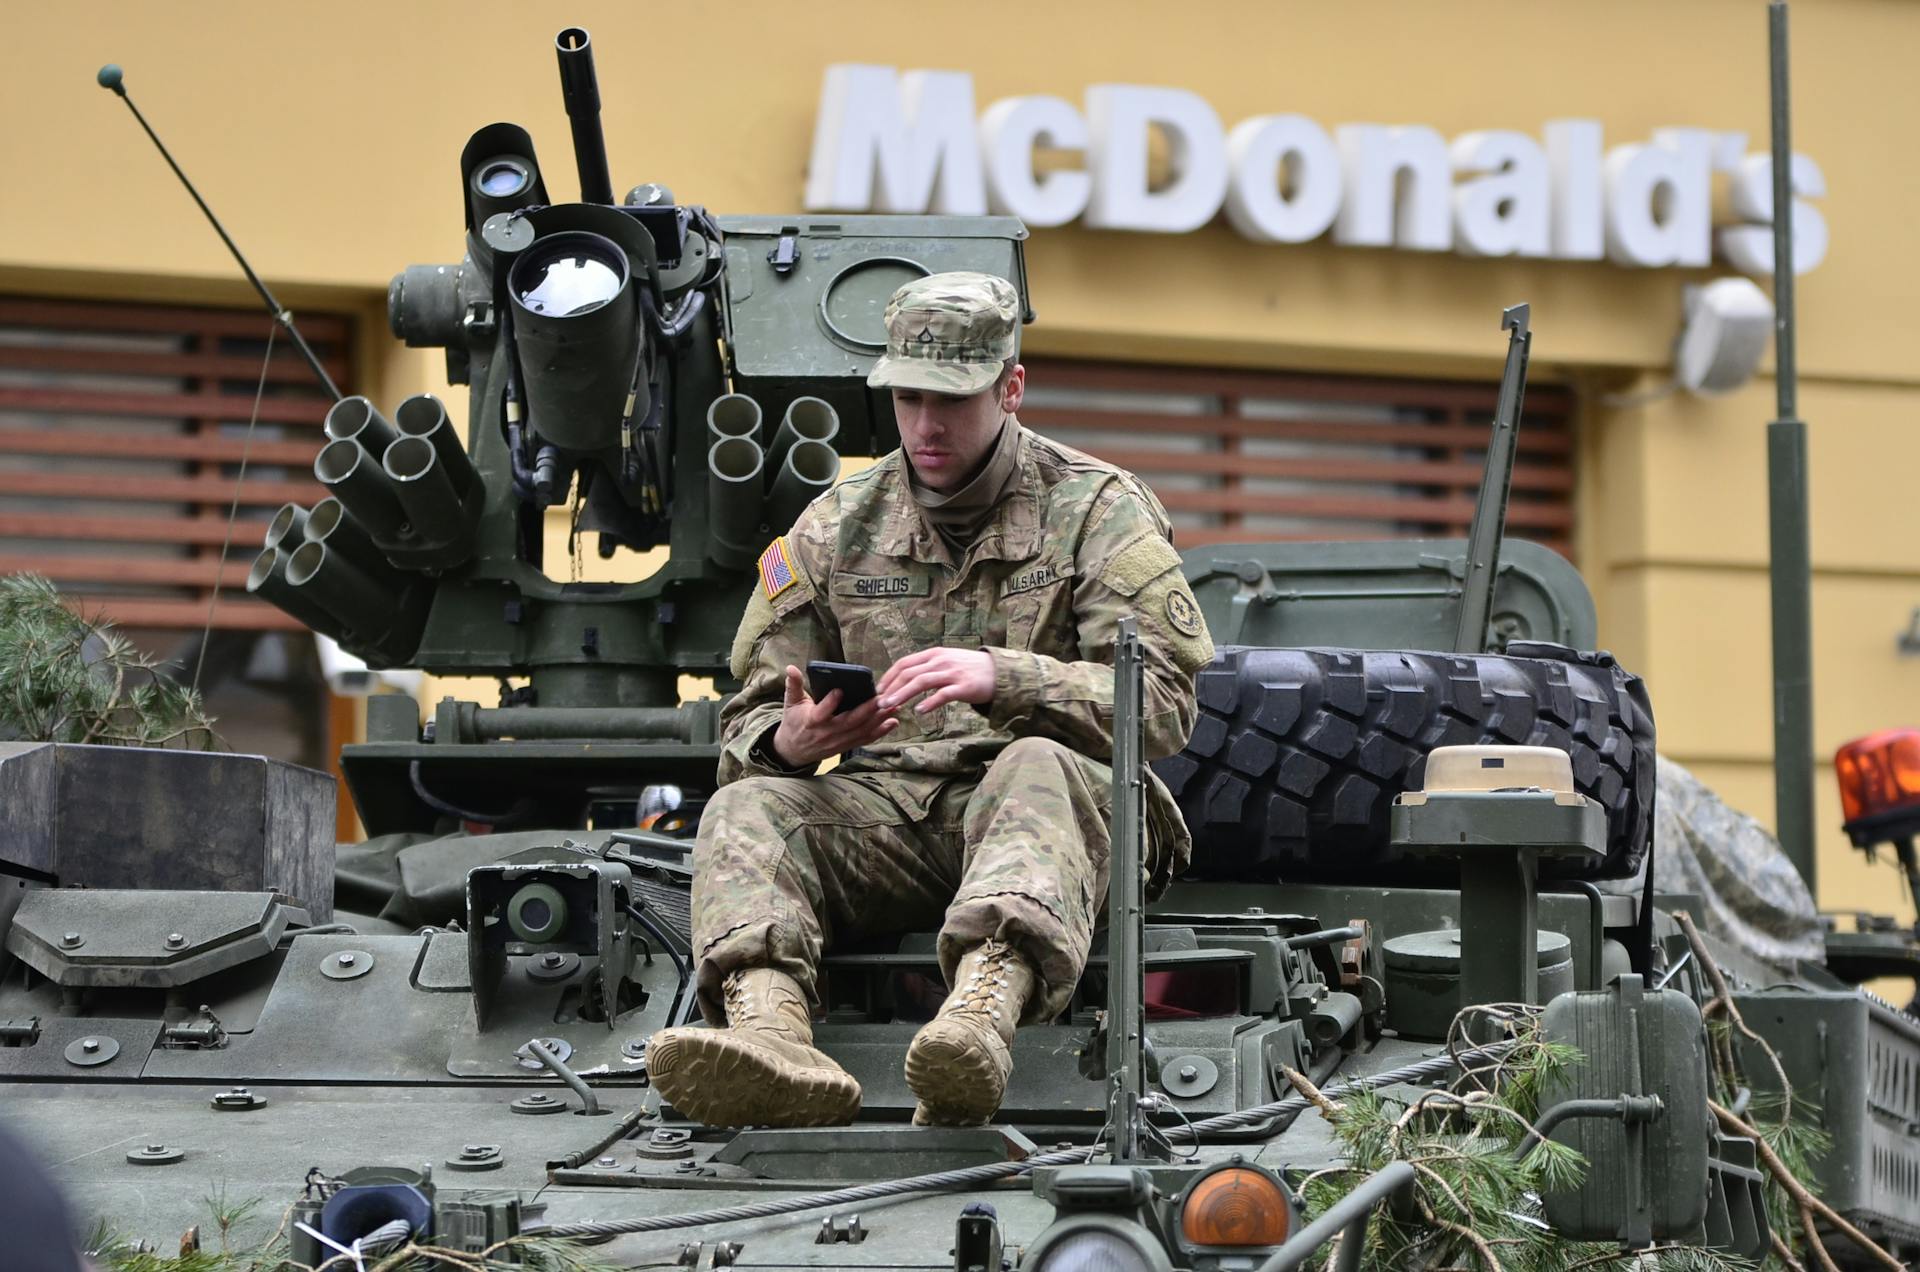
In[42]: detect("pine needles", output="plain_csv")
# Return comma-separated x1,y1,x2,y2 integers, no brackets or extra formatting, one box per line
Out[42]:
0,572,217,749
1292,1007,1759,1272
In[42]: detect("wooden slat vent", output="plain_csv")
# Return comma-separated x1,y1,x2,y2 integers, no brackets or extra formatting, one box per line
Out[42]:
0,296,350,629
1021,358,1576,556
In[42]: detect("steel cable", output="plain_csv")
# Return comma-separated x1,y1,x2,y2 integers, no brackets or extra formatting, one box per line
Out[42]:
541,1046,1503,1241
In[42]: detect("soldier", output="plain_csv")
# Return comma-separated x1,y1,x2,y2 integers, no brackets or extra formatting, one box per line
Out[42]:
646,272,1214,1127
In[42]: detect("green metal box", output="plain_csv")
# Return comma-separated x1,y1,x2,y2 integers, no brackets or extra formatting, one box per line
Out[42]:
716,214,1029,454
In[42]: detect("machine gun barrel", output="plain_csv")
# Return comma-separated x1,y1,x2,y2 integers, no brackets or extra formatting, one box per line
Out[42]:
1451,303,1531,654
555,27,614,205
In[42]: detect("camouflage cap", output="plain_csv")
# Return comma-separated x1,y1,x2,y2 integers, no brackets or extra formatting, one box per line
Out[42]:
866,271,1019,395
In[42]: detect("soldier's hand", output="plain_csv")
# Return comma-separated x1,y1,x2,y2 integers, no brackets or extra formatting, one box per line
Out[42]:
876,647,995,714
770,664,898,768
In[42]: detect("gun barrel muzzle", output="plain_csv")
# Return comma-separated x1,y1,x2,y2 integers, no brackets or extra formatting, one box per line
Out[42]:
707,436,766,570
315,438,407,538
767,397,840,472
706,393,763,445
323,396,400,459
395,393,477,496
767,438,841,533
555,27,613,205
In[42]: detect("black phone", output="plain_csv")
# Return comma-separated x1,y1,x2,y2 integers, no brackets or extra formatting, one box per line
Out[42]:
806,660,877,714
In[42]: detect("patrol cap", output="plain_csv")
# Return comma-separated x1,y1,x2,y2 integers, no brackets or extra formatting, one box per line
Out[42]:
866,271,1019,396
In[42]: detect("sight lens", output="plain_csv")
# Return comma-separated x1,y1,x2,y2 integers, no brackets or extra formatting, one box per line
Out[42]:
478,160,529,197
513,238,626,317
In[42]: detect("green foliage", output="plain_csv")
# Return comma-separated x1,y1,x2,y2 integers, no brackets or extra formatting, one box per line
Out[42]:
0,572,217,748
1294,1011,1759,1272
1715,1026,1834,1269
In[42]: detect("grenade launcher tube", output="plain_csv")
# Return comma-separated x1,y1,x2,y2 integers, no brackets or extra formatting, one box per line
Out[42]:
766,438,840,536
708,436,767,570
395,393,477,496
245,545,350,641
706,392,762,446
284,540,396,644
262,502,308,552
766,396,839,471
382,436,466,545
315,437,407,538
323,395,400,459
303,497,388,575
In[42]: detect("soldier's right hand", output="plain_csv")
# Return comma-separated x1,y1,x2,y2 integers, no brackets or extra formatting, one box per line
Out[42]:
770,664,898,768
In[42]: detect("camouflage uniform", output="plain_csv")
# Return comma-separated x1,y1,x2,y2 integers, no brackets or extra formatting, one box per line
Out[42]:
691,273,1215,1028
695,455,1215,1024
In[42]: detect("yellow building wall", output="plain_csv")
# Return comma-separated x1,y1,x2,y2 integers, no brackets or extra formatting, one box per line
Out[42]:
2,0,1916,921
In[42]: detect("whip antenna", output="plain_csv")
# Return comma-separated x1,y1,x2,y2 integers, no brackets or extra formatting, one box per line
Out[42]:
96,63,342,402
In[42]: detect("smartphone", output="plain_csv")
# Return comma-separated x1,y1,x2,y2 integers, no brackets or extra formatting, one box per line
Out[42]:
807,660,877,714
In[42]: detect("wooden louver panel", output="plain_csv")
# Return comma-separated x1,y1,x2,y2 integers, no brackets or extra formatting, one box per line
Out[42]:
1019,358,1576,557
0,296,351,629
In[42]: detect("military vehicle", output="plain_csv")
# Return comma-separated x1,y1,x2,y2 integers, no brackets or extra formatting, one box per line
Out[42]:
3,24,1918,1272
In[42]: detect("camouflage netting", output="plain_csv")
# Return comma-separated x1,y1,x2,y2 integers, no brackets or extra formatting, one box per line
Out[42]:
1653,753,1824,966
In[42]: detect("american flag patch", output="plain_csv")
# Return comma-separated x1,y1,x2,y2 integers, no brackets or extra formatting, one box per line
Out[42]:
759,537,798,600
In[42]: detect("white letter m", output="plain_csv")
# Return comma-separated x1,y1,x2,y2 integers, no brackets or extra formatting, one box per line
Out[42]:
805,66,987,215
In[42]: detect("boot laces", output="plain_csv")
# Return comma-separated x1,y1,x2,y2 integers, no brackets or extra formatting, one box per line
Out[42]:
723,970,807,1041
722,973,752,1023
954,939,1017,1024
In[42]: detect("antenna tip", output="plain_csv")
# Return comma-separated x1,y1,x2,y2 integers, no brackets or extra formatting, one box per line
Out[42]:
96,64,126,94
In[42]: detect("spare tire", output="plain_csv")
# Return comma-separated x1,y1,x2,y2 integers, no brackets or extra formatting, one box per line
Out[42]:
1153,642,1655,882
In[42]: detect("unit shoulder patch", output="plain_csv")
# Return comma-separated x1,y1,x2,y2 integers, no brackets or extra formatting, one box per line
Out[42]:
1166,586,1203,637
1134,570,1215,673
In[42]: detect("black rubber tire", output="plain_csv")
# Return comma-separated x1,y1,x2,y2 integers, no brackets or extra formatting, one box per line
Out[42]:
1154,642,1655,882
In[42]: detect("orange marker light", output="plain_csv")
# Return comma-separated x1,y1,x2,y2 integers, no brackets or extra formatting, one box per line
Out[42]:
1180,1165,1292,1247
1835,728,1920,826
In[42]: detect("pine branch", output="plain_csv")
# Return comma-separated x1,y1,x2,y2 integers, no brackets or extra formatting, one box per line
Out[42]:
0,573,218,750
1711,1101,1901,1272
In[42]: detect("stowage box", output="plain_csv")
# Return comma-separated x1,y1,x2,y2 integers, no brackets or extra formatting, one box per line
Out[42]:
0,742,335,921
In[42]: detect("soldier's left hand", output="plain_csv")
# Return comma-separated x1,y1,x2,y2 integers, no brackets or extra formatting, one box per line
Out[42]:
876,647,995,713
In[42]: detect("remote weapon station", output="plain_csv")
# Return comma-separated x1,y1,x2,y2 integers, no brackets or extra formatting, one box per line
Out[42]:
3,20,1918,1271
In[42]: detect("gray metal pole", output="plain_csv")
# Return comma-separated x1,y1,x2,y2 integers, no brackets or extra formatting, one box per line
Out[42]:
1766,1,1817,895
1106,618,1147,1161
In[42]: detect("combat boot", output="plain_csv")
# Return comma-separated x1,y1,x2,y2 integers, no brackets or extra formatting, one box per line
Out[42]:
904,939,1037,1126
645,968,861,1127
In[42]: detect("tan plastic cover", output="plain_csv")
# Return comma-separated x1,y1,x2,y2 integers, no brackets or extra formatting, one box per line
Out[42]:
1422,745,1577,794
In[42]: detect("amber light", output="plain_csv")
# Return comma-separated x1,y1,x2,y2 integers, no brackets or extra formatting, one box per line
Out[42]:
1835,729,1920,826
1180,1165,1292,1247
